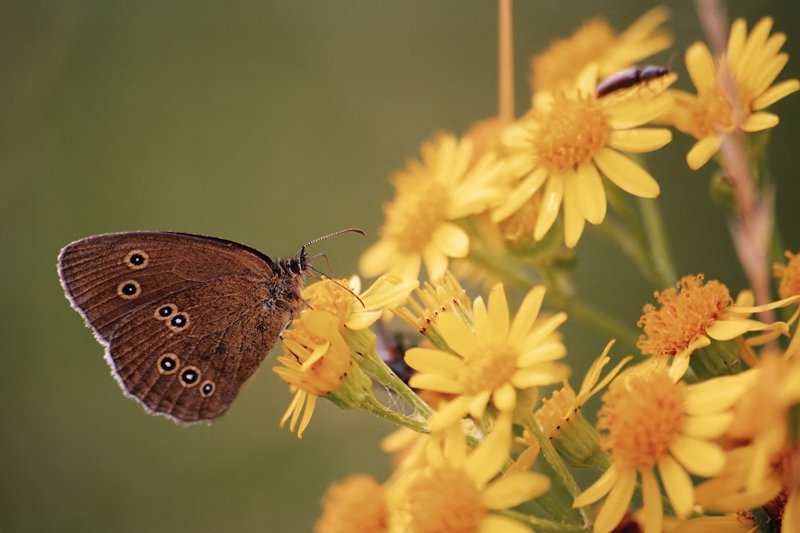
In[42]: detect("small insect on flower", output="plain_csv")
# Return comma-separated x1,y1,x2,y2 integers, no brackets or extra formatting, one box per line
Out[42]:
595,65,671,97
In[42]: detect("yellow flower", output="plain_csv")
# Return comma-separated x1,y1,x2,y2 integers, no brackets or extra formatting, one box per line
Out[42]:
574,369,756,533
404,283,570,430
494,63,675,248
274,310,354,437
273,275,415,437
530,341,631,468
663,17,800,170
774,249,800,300
304,275,419,330
359,133,506,280
694,354,800,529
530,6,672,94
393,270,472,335
314,474,388,533
637,274,796,380
397,414,550,533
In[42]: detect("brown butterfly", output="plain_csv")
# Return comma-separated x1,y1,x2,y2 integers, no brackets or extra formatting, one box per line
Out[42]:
58,230,361,423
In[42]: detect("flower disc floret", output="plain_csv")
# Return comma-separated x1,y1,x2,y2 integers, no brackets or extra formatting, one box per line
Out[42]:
597,371,684,471
533,93,609,173
637,275,732,358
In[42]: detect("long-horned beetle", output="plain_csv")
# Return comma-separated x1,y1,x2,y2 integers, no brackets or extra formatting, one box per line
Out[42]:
595,66,671,97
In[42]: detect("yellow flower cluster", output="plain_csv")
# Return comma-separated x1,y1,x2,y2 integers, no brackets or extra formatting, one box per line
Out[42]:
264,7,800,533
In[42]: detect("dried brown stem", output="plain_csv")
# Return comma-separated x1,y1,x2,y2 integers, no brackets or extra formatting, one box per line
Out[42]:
498,0,514,124
694,0,776,322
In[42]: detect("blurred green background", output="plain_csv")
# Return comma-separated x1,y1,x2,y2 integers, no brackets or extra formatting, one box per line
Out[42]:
2,1,799,531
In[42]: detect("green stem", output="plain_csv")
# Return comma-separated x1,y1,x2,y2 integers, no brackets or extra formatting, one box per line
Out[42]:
496,509,588,533
359,394,429,433
531,493,580,525
638,197,678,288
543,275,640,352
526,419,594,526
343,329,434,422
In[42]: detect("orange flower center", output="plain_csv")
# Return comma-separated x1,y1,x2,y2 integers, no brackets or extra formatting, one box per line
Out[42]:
315,474,387,533
532,93,609,174
597,371,684,470
531,18,616,92
381,172,449,254
637,274,733,358
459,342,518,395
407,465,485,533
305,279,358,324
687,82,737,138
775,250,800,300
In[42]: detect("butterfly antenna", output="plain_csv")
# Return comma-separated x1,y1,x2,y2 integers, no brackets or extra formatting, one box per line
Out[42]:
301,228,365,250
308,266,366,308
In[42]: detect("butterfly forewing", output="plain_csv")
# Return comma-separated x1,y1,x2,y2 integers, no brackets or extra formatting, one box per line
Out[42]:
58,232,305,422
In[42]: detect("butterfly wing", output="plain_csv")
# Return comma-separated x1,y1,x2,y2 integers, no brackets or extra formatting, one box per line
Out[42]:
58,232,298,422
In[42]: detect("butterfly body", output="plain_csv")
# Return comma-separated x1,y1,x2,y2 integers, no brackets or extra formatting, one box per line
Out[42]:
58,232,309,423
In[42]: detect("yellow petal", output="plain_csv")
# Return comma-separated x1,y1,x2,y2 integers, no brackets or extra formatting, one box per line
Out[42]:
491,167,548,222
753,78,800,109
576,63,600,95
481,471,551,510
431,221,469,258
465,414,512,487
492,383,517,412
576,161,607,225
740,112,779,132
687,135,721,170
683,370,759,415
658,455,694,519
397,252,422,281
751,54,790,100
468,389,493,419
593,468,637,533
669,435,726,477
344,309,383,330
593,147,660,198
511,362,571,388
681,412,734,440
705,318,754,340
739,18,773,76
429,396,471,430
422,246,449,281
668,335,710,382
358,240,398,278
487,284,510,342
437,313,477,357
404,347,464,377
521,312,569,349
478,514,533,533
573,462,619,507
784,492,800,533
517,341,567,367
640,469,663,533
562,168,586,248
607,128,672,153
727,19,748,67
534,174,564,241
408,373,464,394
686,41,717,92
508,285,546,345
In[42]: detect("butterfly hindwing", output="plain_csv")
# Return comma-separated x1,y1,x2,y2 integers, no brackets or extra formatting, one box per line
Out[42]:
58,232,297,422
